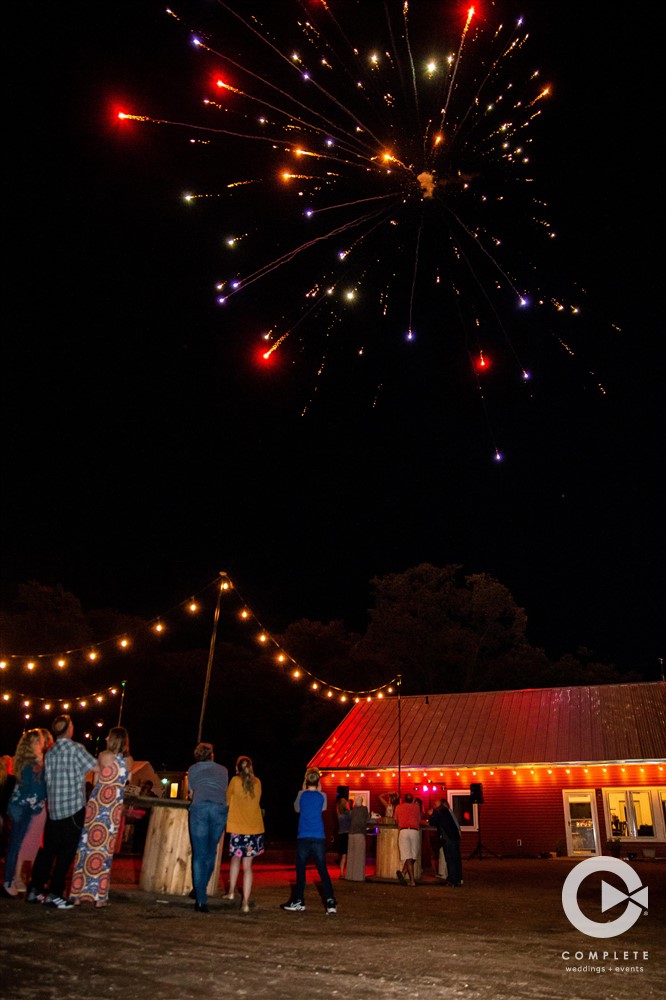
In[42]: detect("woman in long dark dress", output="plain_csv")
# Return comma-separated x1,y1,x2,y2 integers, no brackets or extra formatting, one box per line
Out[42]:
335,797,351,878
345,794,369,881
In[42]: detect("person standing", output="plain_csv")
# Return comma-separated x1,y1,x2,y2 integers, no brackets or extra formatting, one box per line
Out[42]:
132,779,158,854
1,730,46,898
26,714,98,909
335,797,351,878
0,755,16,862
394,792,421,887
186,742,228,913
281,767,336,914
379,792,399,818
224,756,264,913
425,799,446,877
13,729,54,893
429,797,463,886
69,726,133,908
345,794,369,882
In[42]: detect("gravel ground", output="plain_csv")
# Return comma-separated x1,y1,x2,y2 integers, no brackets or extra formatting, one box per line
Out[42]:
1,850,664,999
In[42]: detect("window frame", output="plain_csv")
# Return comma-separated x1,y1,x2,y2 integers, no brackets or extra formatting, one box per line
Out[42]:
602,786,666,841
447,789,478,832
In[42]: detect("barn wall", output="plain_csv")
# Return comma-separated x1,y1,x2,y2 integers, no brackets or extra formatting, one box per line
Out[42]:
319,762,666,858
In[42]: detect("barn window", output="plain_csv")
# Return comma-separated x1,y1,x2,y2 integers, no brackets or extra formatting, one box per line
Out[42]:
449,791,478,831
604,787,665,839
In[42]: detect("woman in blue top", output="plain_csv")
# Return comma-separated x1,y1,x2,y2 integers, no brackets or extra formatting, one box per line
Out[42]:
281,767,336,915
1,729,46,898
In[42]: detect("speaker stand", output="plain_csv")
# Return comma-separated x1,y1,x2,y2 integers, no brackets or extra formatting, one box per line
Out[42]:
467,806,499,860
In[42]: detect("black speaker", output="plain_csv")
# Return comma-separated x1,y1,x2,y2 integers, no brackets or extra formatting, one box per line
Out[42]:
337,785,349,800
470,782,484,804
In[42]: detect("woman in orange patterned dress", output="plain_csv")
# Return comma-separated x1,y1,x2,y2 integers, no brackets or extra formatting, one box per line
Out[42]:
69,727,133,908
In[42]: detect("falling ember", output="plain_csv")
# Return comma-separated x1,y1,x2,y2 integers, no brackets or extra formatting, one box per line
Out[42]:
117,111,150,122
475,351,491,372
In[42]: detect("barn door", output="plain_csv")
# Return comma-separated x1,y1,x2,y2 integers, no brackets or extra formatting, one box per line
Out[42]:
562,790,601,856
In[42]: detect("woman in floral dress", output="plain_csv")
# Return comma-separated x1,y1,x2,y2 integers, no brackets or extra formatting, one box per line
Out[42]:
70,727,133,908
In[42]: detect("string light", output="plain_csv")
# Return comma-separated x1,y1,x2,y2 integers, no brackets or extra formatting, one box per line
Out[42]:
0,572,398,708
0,684,122,715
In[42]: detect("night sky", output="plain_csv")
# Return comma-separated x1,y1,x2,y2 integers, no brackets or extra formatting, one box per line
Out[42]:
2,0,663,697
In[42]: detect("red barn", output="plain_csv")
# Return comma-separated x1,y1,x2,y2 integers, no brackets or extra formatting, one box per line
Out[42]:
308,682,666,858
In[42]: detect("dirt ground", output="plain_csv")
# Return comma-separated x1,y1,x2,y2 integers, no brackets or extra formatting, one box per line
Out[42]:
1,847,664,1000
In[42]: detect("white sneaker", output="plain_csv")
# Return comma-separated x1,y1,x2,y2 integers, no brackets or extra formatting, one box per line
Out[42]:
281,900,305,912
45,894,74,910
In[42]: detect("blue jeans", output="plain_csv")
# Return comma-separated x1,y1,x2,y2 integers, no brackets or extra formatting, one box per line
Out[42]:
188,801,227,904
294,837,335,903
5,800,40,887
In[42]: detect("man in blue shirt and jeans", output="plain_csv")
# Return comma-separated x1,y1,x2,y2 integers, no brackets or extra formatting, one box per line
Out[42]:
281,767,337,915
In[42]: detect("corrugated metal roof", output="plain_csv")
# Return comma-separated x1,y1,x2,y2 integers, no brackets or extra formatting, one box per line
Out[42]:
309,683,666,769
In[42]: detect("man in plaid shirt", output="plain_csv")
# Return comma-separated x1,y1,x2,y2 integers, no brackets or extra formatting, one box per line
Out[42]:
26,714,98,909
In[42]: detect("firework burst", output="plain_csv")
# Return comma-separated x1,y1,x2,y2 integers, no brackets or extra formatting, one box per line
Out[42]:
117,1,603,454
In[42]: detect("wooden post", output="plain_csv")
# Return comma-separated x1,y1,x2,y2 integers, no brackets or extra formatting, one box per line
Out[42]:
375,822,423,880
139,800,223,896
